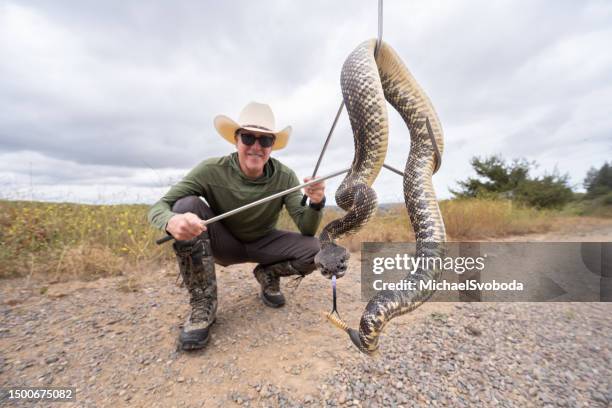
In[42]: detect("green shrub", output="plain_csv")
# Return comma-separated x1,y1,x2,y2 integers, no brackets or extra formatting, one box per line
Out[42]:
515,175,574,209
584,162,612,198
453,155,574,209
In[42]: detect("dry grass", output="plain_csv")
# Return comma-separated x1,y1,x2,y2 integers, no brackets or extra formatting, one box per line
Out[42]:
280,197,556,246
0,200,173,280
117,274,141,293
440,198,554,239
0,197,567,281
337,206,415,252
52,244,125,281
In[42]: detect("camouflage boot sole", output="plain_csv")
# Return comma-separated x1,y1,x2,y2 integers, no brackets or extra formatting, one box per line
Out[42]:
179,316,216,350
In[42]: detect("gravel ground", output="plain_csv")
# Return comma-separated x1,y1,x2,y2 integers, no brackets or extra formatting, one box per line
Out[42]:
318,302,612,408
1,275,610,407
1,222,612,407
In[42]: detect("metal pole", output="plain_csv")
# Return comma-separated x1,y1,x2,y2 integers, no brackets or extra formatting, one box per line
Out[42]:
301,102,345,206
383,163,404,177
302,0,384,205
375,0,383,57
156,167,351,245
313,102,345,176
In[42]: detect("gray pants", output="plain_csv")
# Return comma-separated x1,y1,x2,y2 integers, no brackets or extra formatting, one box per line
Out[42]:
172,196,320,271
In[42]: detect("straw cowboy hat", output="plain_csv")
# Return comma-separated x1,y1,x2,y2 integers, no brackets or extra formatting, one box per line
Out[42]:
214,102,292,151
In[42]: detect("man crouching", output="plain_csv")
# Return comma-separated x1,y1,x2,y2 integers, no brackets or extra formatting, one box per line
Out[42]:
148,102,326,350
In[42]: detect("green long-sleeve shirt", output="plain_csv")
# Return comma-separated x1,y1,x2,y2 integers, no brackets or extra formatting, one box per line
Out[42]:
148,153,323,242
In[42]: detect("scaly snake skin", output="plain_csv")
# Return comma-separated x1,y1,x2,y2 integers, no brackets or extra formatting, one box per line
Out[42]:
314,39,446,354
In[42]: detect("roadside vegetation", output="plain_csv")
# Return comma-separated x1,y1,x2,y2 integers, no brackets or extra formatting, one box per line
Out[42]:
1,158,610,280
451,156,612,216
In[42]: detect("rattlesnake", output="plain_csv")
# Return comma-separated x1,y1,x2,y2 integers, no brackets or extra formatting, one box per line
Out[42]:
315,39,446,354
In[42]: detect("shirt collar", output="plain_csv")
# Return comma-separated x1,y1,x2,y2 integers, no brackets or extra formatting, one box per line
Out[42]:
229,152,275,184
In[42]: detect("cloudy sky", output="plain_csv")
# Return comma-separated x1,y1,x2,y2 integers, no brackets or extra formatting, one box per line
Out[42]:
1,0,611,205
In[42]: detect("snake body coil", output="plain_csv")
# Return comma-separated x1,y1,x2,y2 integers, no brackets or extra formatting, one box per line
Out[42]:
315,39,446,354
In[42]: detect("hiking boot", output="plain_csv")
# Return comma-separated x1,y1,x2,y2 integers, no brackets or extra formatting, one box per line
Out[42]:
253,260,314,308
173,233,217,350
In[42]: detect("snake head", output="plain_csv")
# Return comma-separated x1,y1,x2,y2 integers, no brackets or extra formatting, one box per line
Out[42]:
315,243,350,279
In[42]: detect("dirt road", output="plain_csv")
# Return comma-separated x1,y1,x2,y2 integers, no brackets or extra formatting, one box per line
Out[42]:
1,219,611,407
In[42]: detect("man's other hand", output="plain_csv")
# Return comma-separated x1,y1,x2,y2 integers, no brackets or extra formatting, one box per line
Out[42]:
166,212,206,240
303,176,326,204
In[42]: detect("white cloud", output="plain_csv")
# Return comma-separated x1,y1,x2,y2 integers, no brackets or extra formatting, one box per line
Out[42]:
1,0,611,206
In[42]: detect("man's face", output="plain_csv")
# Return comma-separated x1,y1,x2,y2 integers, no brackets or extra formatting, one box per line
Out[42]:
235,129,276,177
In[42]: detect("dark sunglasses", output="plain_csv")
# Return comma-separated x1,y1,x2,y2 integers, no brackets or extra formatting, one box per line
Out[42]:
238,132,276,148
